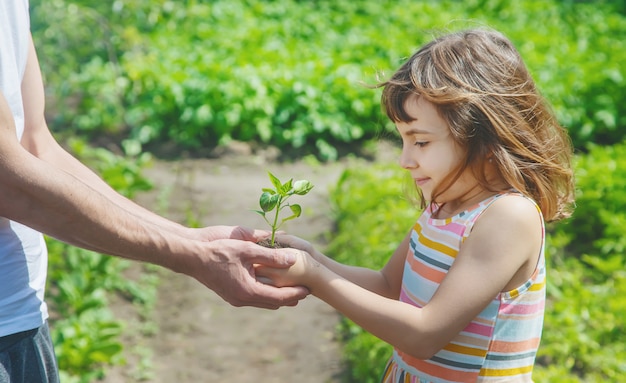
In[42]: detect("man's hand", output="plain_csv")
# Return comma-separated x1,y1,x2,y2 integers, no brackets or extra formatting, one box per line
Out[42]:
187,225,271,243
189,238,309,309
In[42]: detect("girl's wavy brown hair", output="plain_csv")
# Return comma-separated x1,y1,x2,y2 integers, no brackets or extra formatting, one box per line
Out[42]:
379,28,575,222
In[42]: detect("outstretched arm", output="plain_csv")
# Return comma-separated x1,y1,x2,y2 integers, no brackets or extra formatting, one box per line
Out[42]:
0,34,308,309
269,231,411,299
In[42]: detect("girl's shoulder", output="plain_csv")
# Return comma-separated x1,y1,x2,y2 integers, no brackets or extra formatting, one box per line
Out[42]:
421,192,543,239
431,192,542,240
487,192,542,219
467,192,544,239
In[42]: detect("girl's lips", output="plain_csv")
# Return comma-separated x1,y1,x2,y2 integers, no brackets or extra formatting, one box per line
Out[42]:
415,177,430,186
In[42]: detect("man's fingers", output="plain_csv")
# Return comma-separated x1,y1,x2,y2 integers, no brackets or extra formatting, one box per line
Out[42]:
256,275,274,285
226,284,309,309
252,282,309,305
227,226,259,241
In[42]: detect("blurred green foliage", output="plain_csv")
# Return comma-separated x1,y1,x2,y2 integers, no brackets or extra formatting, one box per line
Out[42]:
537,142,626,381
31,0,625,159
554,143,626,260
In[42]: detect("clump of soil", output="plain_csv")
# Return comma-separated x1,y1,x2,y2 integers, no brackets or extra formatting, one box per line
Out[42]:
256,238,285,248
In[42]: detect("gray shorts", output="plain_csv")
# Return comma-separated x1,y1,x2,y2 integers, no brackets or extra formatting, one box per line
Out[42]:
0,322,59,383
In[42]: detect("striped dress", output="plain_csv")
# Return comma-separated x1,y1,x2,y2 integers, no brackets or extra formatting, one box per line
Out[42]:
381,192,546,383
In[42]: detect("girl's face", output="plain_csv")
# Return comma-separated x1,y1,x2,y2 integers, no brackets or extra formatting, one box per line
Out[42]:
396,96,481,212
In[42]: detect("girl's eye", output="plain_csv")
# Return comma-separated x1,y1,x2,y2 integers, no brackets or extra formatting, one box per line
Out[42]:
415,141,429,147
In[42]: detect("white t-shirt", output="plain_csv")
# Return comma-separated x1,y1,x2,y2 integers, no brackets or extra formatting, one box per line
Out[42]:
0,0,49,337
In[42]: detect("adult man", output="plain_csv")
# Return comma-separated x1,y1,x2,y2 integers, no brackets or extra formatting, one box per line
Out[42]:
0,1,308,381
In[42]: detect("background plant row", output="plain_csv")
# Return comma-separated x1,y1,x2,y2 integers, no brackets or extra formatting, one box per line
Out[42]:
31,0,626,160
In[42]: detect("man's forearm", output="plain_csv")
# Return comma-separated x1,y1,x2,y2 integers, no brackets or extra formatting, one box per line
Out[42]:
36,137,190,238
0,145,195,273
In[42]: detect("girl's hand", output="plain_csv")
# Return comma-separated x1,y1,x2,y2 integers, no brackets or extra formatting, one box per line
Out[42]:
273,234,319,261
256,249,322,289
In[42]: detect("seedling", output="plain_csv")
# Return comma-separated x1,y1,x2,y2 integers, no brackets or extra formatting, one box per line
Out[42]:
255,171,314,247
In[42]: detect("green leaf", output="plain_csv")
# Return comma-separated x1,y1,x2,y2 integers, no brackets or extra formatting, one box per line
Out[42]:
289,204,302,218
268,171,282,192
293,180,314,195
259,191,279,212
253,210,266,218
280,178,294,196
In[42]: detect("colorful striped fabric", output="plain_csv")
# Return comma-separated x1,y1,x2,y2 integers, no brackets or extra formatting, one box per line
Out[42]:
381,192,546,383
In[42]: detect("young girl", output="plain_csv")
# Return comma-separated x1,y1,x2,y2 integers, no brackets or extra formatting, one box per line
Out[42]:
258,28,575,382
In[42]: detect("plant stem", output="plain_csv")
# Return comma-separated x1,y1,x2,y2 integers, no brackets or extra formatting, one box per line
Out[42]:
270,196,282,246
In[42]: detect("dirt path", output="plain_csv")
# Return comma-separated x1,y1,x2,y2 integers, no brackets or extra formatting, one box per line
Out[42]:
103,147,355,382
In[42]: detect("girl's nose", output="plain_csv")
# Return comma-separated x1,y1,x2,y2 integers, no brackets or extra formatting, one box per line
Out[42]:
399,145,417,169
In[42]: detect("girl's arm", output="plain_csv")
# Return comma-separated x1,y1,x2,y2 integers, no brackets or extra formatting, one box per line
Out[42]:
274,231,411,299
259,196,543,358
